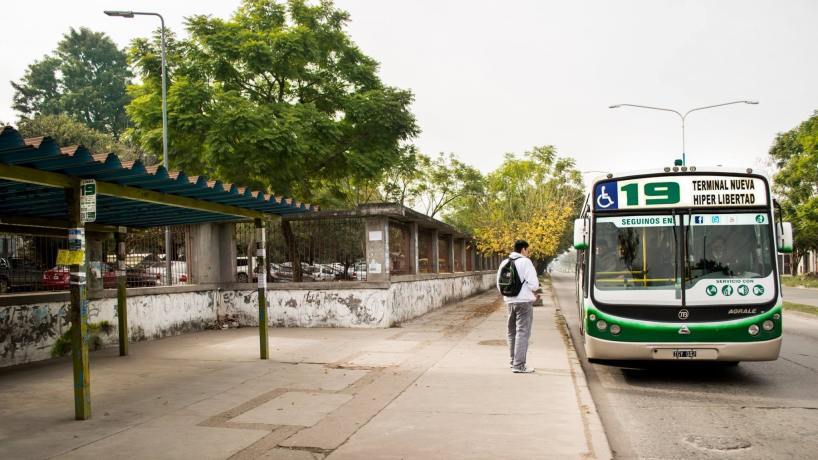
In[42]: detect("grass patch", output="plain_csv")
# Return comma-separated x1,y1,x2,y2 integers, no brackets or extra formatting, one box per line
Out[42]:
784,301,818,317
781,275,818,289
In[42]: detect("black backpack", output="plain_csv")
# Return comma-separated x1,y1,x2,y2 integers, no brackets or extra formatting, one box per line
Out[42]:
498,256,524,296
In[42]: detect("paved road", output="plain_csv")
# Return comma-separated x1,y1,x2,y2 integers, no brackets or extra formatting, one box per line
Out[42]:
551,272,818,459
782,286,818,307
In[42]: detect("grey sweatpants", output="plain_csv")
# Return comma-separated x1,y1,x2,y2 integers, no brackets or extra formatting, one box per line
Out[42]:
507,301,534,370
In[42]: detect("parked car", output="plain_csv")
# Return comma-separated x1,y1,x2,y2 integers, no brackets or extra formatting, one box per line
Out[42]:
43,263,160,290
311,264,340,281
1,257,44,293
134,256,187,285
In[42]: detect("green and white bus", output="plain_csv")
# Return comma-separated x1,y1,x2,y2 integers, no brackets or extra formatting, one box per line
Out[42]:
573,166,793,362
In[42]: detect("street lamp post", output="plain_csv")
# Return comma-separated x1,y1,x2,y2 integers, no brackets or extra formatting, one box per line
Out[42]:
105,10,173,286
608,100,758,166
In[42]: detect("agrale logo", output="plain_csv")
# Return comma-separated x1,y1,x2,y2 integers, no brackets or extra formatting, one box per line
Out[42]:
728,308,758,314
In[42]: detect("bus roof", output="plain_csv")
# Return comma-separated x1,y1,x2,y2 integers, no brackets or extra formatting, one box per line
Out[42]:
588,165,759,183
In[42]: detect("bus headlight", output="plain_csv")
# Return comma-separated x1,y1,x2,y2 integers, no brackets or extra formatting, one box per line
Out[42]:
748,325,760,336
589,314,596,321
610,324,621,335
773,313,780,320
596,320,608,331
762,320,775,331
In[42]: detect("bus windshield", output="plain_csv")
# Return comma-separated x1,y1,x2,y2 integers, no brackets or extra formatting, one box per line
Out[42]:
592,212,777,306
684,212,776,305
593,215,680,306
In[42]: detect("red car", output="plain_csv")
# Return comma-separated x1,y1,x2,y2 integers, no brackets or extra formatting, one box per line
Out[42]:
43,264,118,290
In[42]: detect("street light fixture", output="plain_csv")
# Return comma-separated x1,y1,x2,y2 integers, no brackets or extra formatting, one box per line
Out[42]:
608,100,758,166
105,10,173,285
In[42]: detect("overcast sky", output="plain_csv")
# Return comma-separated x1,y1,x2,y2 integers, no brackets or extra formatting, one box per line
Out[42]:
2,0,817,184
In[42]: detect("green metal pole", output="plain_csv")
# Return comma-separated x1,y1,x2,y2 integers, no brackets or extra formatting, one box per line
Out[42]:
67,187,91,420
115,229,129,356
255,218,269,359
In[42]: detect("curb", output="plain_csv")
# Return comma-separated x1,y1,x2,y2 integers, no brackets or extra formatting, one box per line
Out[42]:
549,286,614,460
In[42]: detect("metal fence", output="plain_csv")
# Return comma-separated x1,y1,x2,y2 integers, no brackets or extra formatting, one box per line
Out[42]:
0,226,189,294
235,218,367,283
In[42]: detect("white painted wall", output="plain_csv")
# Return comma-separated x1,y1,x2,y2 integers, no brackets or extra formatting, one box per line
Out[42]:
1,272,495,367
0,291,216,368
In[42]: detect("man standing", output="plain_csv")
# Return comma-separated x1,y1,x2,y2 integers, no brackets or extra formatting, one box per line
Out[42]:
497,240,540,373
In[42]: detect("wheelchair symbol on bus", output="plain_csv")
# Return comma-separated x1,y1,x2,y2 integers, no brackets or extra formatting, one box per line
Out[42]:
595,184,617,209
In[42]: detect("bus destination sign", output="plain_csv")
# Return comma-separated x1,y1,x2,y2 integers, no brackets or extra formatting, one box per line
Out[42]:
594,175,767,211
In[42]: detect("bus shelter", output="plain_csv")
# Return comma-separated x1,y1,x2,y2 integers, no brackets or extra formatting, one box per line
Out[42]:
0,126,313,419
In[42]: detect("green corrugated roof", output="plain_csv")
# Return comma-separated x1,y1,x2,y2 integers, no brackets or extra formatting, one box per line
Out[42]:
0,126,314,227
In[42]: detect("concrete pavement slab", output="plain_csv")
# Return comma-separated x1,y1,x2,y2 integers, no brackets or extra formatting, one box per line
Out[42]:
231,392,353,426
0,286,611,459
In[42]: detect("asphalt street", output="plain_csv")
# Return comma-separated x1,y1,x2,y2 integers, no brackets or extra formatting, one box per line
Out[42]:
782,286,818,307
551,272,818,460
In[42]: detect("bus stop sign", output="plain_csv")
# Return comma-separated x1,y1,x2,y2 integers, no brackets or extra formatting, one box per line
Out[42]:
80,179,96,223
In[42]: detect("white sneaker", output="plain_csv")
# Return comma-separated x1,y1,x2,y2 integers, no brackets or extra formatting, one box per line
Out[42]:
512,366,535,373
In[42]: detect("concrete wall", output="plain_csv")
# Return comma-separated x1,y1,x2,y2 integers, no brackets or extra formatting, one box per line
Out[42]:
0,272,495,368
221,272,496,328
0,291,217,368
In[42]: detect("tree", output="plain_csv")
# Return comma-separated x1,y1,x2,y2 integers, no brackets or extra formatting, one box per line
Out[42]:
16,114,148,163
126,0,418,200
769,111,818,273
457,146,583,270
415,153,484,218
310,145,423,209
11,27,132,138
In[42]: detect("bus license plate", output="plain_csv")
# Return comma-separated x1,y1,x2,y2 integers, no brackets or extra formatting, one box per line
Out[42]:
654,348,718,360
673,349,696,359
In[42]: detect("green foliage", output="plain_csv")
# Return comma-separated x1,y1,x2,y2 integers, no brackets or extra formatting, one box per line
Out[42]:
11,27,132,138
453,146,583,267
16,114,149,163
769,110,818,271
51,320,114,358
415,153,485,218
126,0,417,199
308,145,423,210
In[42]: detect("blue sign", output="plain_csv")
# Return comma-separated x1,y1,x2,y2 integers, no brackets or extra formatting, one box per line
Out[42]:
694,216,704,224
711,216,720,224
594,181,618,210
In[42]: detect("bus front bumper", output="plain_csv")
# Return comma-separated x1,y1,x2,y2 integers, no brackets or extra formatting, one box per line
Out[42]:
585,335,782,362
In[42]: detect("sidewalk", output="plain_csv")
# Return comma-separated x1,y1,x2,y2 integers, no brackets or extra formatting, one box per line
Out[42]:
0,286,610,459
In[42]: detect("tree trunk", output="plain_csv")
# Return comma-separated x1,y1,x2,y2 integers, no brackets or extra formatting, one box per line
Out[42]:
281,220,302,282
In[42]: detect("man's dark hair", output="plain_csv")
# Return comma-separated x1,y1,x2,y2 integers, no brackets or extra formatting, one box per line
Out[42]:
514,240,529,253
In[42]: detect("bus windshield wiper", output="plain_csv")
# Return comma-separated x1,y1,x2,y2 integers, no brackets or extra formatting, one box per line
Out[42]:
683,208,693,306
671,209,679,298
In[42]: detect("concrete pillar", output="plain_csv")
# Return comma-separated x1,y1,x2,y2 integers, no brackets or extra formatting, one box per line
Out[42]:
447,235,455,273
365,216,389,282
115,229,128,356
219,223,237,283
410,222,419,275
189,223,235,284
458,239,467,272
66,187,90,420
85,236,104,293
431,229,440,274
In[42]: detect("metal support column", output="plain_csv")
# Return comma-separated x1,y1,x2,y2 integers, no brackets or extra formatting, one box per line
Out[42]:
255,218,269,359
66,187,91,420
115,228,128,356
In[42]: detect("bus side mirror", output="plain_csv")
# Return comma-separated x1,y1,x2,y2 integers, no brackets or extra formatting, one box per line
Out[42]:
778,222,793,254
573,218,588,250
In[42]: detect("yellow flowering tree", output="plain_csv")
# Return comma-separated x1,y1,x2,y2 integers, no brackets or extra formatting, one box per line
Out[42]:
448,146,583,270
